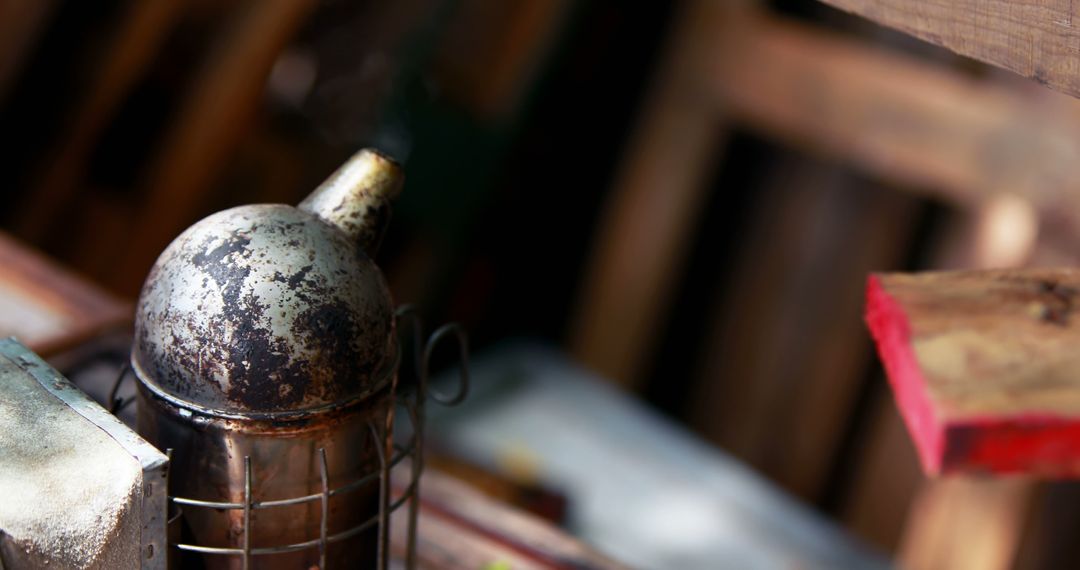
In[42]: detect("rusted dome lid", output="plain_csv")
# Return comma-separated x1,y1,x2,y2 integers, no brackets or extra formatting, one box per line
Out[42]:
132,150,402,414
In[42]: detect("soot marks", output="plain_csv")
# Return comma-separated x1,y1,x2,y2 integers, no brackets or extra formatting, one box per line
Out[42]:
191,231,252,271
274,220,307,237
222,292,307,410
294,298,377,400
272,264,317,292
1036,279,1077,326
191,231,254,309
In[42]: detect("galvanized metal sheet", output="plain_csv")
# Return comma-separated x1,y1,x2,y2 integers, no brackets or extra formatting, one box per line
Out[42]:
0,338,167,569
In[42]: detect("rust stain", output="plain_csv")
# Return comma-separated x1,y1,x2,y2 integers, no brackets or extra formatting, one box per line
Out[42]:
134,205,393,414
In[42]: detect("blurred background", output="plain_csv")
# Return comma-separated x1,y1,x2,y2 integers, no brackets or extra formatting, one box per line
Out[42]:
4,0,1080,568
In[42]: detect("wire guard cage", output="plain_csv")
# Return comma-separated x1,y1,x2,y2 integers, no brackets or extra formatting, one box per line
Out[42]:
114,305,469,569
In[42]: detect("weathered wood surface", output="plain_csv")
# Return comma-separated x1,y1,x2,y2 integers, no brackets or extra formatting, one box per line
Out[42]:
846,209,1041,567
867,268,1080,475
0,232,130,356
573,10,1080,391
855,198,1046,570
818,0,1080,101
711,15,1080,229
391,463,628,570
13,0,183,244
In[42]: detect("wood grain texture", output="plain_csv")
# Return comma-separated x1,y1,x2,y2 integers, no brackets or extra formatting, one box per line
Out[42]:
571,10,1080,391
711,15,1080,227
0,232,130,356
850,209,1042,567
817,0,1080,100
14,0,183,243
391,463,627,570
867,268,1080,475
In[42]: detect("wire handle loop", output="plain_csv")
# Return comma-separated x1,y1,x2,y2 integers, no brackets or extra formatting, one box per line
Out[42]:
421,323,469,406
395,305,470,407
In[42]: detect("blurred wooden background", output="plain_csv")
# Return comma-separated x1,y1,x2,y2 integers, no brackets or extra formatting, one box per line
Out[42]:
4,0,1080,568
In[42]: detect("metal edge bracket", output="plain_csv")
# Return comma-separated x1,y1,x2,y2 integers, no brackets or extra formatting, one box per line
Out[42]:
0,338,169,569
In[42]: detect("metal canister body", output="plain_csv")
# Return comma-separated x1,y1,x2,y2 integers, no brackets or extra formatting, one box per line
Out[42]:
132,150,404,568
136,378,392,569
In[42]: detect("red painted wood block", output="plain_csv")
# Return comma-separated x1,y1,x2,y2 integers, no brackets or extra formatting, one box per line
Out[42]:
866,269,1080,477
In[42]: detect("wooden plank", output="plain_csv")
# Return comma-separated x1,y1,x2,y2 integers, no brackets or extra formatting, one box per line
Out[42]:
866,268,1080,476
841,391,923,553
843,198,1042,555
817,0,1080,100
0,232,129,357
690,156,833,469
898,477,1033,570
391,464,628,570
847,201,1043,566
571,9,1080,393
424,344,890,569
710,15,1080,227
568,0,733,389
392,507,545,570
13,0,183,243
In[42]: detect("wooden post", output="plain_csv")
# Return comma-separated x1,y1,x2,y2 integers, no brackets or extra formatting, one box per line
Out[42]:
868,267,1080,475
818,0,1080,100
568,0,739,389
865,203,1048,569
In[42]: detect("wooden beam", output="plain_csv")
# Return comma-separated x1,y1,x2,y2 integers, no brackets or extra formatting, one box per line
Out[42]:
390,463,628,569
710,15,1080,232
898,477,1033,570
0,232,129,357
818,0,1080,101
841,391,923,553
851,199,1043,567
568,0,732,389
571,10,1080,391
14,0,184,243
867,268,1080,476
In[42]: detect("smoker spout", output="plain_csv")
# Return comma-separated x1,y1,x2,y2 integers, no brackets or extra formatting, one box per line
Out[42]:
298,149,404,256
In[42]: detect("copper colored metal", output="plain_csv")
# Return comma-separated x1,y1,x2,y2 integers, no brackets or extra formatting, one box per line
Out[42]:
133,149,404,569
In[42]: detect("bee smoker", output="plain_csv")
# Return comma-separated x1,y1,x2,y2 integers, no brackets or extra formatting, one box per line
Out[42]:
130,149,453,568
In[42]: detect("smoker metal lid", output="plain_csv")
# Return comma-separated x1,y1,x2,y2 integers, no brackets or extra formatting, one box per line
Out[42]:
132,204,395,415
